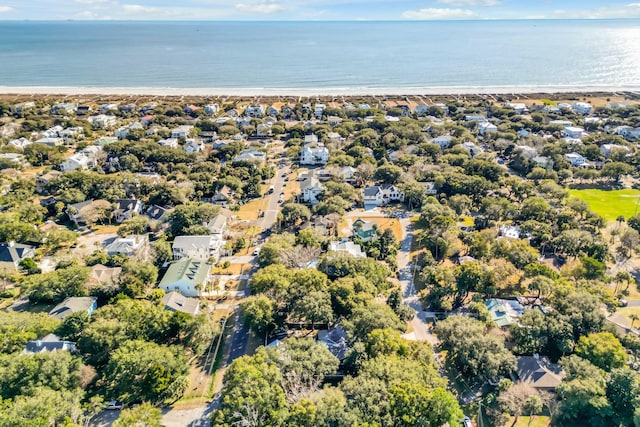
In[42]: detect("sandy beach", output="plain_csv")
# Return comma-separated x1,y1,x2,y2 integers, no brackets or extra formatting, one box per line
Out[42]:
2,85,640,97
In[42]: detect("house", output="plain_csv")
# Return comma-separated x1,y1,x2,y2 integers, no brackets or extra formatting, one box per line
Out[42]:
300,172,325,206
499,225,521,239
99,103,118,113
88,114,117,129
184,104,200,114
358,103,371,110
431,135,453,150
563,126,586,139
300,142,329,165
105,235,149,257
204,214,227,235
35,137,64,147
10,101,35,114
532,156,552,169
158,258,213,297
478,121,498,135
94,136,118,146
158,138,179,148
162,291,200,316
8,137,32,150
517,129,530,137
113,199,144,223
362,184,405,208
485,298,524,328
76,105,92,115
565,152,588,167
41,125,63,138
613,126,640,141
0,241,35,271
146,205,171,221
572,101,592,115
88,264,122,288
314,103,326,118
0,124,17,138
60,150,98,172
212,185,235,205
318,326,348,360
0,153,28,166
24,334,77,353
339,166,357,184
384,115,400,122
329,240,366,259
244,104,264,118
352,219,377,242
465,114,487,122
141,115,154,126
256,123,272,137
267,106,279,117
300,215,338,237
234,149,266,164
37,170,61,193
173,235,224,262
184,139,205,153
49,297,98,321
516,356,565,391
51,102,77,115
327,116,343,126
304,134,319,144
601,144,630,158
424,181,438,195
60,127,84,143
516,145,538,159
205,104,219,115
506,102,528,114
171,125,194,139
118,104,136,113
462,141,482,156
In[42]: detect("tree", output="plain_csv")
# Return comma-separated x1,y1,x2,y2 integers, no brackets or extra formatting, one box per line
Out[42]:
374,164,403,184
213,353,287,427
281,203,311,228
241,295,276,338
575,332,626,371
0,311,60,354
434,316,516,384
0,387,84,427
601,161,633,182
26,265,90,304
117,216,149,237
497,382,542,427
101,340,189,403
290,290,334,330
343,303,405,342
56,311,89,341
113,402,162,427
606,368,640,426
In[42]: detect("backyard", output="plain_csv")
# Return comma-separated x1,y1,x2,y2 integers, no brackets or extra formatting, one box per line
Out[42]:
568,188,640,222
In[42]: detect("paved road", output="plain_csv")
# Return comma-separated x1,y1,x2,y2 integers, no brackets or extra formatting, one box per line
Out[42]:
397,218,439,345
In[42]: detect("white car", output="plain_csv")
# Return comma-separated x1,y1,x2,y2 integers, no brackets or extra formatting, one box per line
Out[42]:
105,401,124,410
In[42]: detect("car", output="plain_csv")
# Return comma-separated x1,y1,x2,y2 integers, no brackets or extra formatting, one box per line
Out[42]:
258,212,265,218
463,416,473,427
253,248,261,256
105,401,124,410
282,172,287,177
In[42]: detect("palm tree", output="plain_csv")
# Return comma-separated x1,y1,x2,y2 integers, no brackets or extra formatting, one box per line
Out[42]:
630,313,639,329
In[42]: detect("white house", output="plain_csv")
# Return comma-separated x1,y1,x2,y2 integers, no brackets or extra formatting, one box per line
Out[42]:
51,103,77,115
204,104,219,115
314,104,326,118
244,104,264,118
60,153,94,172
8,137,32,150
60,127,84,143
300,173,325,206
329,240,366,259
42,125,63,138
105,235,148,257
158,258,212,297
88,115,117,129
431,135,453,150
158,138,179,148
184,139,205,153
565,152,587,167
601,144,630,158
478,121,498,135
171,125,194,139
234,149,266,164
506,102,528,114
563,126,586,139
362,184,405,208
300,143,329,165
572,101,593,115
465,114,487,122
462,141,482,157
173,235,224,262
327,116,343,126
499,225,521,239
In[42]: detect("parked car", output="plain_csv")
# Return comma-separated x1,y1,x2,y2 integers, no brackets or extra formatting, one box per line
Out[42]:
463,417,473,427
105,401,124,410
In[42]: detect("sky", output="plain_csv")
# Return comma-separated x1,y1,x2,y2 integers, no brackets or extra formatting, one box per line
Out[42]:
1,0,640,21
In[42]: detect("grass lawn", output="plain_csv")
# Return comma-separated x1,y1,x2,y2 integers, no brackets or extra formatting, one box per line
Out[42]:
339,217,403,241
613,307,640,328
568,188,640,222
460,216,475,227
503,415,550,427
236,198,266,221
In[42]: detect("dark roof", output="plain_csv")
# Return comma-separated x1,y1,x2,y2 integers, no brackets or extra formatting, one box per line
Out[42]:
318,326,348,360
363,186,381,197
0,242,34,264
162,291,200,316
25,334,76,353
146,205,170,221
115,199,141,212
49,297,97,321
516,356,564,390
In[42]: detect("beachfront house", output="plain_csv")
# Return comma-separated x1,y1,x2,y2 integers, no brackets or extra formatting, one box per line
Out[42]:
205,104,219,115
572,101,593,115
244,104,264,118
51,102,77,115
505,102,528,114
314,103,326,118
158,258,213,297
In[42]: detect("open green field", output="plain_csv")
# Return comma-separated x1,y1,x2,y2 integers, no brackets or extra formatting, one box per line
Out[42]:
568,188,640,222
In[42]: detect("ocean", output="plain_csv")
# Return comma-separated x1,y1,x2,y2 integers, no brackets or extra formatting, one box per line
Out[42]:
0,20,639,90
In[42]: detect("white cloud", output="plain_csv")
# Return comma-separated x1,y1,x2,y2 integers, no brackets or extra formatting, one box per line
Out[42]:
74,10,112,19
0,5,14,13
122,4,158,13
437,0,501,6
235,1,284,14
402,7,476,20
549,3,640,19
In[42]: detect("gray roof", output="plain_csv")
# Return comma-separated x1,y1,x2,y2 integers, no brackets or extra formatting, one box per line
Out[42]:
516,356,565,390
162,291,200,315
318,326,348,360
49,297,97,320
205,214,227,234
363,186,381,197
0,242,34,264
25,334,77,353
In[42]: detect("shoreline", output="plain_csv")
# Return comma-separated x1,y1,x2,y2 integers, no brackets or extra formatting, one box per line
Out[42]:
1,85,640,97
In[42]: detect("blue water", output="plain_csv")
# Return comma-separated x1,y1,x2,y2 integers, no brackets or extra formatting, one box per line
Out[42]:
0,20,639,88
